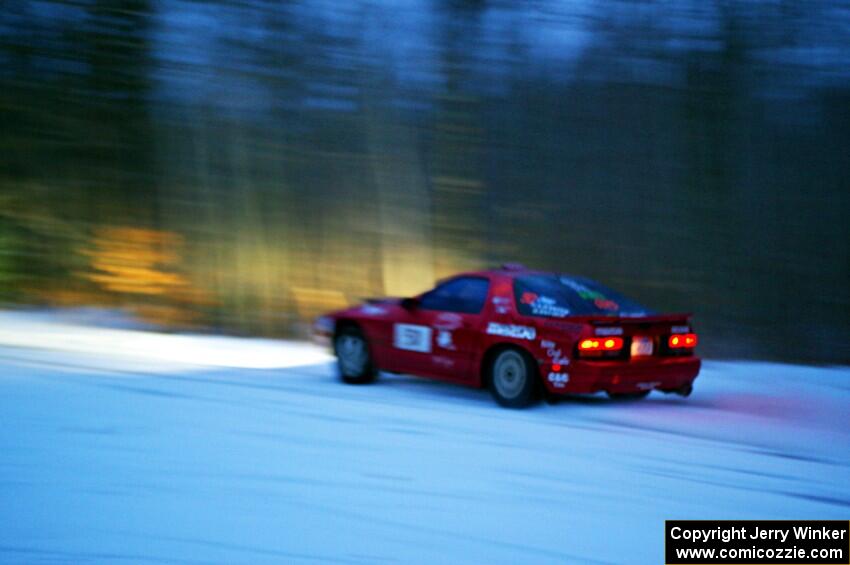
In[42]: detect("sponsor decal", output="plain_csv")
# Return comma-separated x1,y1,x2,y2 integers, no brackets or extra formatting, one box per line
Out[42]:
491,296,511,314
432,355,455,368
595,327,623,336
560,277,620,309
393,324,432,353
593,298,619,311
436,330,455,350
543,320,585,333
521,292,570,317
542,341,569,365
486,322,536,340
520,292,538,305
547,372,569,387
360,304,388,316
560,278,604,300
434,312,463,330
531,296,570,317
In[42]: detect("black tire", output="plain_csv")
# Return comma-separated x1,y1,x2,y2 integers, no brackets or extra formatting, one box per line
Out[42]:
334,326,377,384
488,348,538,408
606,390,651,400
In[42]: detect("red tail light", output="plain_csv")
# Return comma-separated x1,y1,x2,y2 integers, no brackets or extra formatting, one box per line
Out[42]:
578,336,624,359
668,333,698,348
579,337,623,353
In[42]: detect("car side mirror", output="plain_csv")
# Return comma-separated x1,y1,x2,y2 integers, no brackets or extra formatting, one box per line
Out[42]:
401,297,418,310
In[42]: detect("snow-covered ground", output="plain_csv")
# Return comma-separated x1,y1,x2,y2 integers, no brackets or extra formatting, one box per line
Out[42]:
0,312,848,564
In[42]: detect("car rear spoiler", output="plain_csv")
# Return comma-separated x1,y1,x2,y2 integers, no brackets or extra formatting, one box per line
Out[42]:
569,313,693,325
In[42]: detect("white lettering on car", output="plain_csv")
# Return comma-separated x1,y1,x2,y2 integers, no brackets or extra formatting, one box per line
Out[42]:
491,297,511,315
486,323,536,340
393,324,432,353
547,372,569,387
548,350,569,365
540,340,569,365
530,296,570,317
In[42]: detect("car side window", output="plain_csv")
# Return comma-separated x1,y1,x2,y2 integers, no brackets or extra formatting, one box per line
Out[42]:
419,277,490,314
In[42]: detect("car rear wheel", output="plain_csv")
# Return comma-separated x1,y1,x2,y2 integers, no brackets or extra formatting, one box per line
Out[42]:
334,327,376,384
489,348,538,408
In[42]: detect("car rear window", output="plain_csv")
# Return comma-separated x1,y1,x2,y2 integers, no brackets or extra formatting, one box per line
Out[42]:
513,275,652,318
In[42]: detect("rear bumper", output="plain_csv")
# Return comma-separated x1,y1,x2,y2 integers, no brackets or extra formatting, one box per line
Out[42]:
546,356,701,395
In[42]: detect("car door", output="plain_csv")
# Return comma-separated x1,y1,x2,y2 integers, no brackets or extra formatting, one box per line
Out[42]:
389,276,491,383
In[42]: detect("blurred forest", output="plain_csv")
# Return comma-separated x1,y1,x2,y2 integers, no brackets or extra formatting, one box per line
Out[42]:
1,0,848,363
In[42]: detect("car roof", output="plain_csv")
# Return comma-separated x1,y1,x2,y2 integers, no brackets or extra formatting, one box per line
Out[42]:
453,265,551,280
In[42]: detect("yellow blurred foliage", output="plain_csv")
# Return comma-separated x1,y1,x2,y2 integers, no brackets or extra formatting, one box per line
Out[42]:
80,226,210,306
290,287,348,321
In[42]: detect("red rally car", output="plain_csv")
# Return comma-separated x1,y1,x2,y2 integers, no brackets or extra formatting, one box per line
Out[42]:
313,265,700,407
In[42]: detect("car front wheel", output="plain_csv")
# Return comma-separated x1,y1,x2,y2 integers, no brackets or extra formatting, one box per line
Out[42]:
334,327,376,384
488,348,538,408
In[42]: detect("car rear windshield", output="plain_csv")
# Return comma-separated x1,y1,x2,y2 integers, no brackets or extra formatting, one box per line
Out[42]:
513,275,652,318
